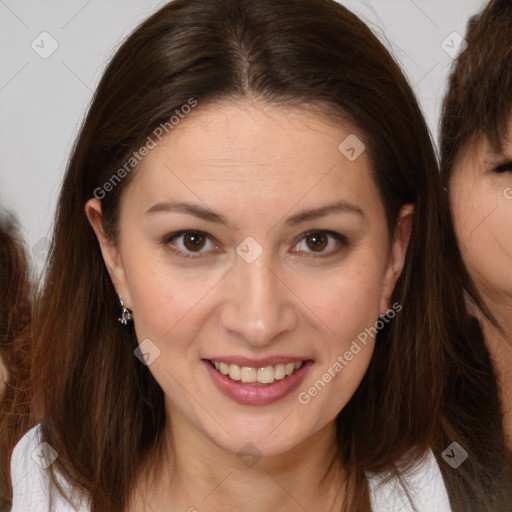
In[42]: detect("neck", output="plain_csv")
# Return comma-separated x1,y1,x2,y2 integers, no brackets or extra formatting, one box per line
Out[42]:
129,408,350,512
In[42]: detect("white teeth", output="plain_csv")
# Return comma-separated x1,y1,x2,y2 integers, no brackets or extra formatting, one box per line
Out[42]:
229,365,241,381
257,366,275,384
211,360,305,384
240,366,257,383
274,364,286,380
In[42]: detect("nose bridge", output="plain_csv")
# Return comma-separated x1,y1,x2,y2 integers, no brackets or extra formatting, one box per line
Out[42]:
219,248,297,346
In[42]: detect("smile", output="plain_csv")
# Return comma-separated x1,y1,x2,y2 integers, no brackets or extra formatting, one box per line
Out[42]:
204,358,314,406
209,360,305,385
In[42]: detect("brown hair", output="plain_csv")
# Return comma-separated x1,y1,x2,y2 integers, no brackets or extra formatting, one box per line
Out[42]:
440,0,512,331
438,2,512,506
29,0,507,510
441,0,512,182
0,213,34,509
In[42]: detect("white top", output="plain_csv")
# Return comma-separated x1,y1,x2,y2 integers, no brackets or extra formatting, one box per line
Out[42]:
10,424,452,511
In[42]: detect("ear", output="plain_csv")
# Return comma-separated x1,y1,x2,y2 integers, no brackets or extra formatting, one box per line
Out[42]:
85,198,132,308
379,204,414,315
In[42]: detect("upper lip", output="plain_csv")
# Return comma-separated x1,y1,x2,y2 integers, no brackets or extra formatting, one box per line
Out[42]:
204,356,312,367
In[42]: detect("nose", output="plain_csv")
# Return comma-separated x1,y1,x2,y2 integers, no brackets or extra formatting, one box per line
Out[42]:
218,252,298,348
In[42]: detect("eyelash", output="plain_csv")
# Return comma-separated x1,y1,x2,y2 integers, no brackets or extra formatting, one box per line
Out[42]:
161,230,349,259
493,161,512,174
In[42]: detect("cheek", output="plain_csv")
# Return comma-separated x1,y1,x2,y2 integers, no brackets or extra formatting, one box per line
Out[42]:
452,181,512,293
120,239,224,342
451,184,481,246
306,263,383,334
297,245,395,408
451,176,495,263
468,203,512,294
296,283,378,428
290,249,387,372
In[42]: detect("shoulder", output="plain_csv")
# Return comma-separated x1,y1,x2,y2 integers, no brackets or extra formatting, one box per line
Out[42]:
10,424,90,512
9,424,51,512
368,449,452,512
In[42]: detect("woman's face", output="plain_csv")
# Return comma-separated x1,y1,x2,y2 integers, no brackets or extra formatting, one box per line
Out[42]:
449,117,512,317
87,100,411,458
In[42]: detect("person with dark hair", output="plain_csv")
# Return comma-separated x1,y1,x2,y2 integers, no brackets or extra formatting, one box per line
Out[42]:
7,0,509,511
0,212,33,512
440,0,512,454
440,0,512,507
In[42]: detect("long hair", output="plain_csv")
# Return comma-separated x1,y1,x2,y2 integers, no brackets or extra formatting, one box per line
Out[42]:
0,213,34,509
29,0,507,510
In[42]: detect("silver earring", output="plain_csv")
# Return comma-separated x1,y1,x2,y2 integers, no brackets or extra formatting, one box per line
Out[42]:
117,295,133,325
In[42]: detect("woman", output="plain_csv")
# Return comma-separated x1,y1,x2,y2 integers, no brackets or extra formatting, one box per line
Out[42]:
440,0,512,454
0,212,33,512
8,0,507,510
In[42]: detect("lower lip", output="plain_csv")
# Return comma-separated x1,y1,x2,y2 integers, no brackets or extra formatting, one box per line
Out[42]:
203,359,314,406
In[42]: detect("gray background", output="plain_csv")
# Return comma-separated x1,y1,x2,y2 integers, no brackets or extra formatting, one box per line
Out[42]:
0,0,487,274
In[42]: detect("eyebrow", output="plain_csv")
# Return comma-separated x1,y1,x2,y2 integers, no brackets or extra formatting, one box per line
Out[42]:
283,200,364,226
145,201,230,226
144,199,365,227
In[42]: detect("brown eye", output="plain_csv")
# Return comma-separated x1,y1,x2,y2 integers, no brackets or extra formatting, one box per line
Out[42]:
183,231,206,251
292,230,348,257
305,232,328,252
163,230,218,258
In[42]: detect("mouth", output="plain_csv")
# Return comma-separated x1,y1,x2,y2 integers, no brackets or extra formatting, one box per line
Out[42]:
207,359,307,386
203,358,314,405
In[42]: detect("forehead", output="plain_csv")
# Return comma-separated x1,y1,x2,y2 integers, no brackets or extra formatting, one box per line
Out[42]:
144,101,356,165
121,100,383,226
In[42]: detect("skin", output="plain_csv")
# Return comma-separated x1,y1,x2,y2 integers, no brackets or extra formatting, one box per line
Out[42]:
449,120,512,449
86,99,413,511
